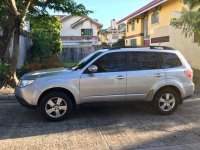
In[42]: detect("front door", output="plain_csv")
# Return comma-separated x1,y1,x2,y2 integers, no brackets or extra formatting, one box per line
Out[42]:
80,52,127,103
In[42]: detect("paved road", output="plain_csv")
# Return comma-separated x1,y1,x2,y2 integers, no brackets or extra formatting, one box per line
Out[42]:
0,97,200,150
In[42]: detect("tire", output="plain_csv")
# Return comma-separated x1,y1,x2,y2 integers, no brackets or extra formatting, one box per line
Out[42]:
39,92,73,122
152,88,180,115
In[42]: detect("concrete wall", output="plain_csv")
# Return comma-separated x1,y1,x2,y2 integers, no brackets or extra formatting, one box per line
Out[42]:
59,46,94,63
17,35,32,69
1,22,31,69
7,34,32,69
151,25,200,69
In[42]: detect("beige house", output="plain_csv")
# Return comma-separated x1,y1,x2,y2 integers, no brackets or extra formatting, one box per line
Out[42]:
99,19,126,46
117,0,200,69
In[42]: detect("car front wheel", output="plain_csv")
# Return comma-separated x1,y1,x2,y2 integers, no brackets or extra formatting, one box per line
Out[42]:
40,92,73,121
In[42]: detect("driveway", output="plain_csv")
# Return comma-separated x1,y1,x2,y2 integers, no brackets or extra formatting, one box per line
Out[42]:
0,97,200,150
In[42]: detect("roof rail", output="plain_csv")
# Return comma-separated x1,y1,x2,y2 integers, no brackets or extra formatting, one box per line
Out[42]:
109,46,146,50
109,46,174,50
149,46,174,50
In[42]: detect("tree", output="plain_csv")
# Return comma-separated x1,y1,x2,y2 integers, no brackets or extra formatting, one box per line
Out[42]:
29,15,62,61
0,0,92,88
170,0,200,44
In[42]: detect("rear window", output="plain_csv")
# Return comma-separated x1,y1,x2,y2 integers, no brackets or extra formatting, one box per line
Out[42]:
160,53,182,69
129,52,160,70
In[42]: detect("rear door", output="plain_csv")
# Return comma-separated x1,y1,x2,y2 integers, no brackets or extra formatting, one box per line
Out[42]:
126,51,166,101
159,52,189,83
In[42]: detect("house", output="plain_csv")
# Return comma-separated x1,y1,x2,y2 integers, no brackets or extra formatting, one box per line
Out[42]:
57,15,102,62
117,0,200,69
99,19,126,46
58,15,102,47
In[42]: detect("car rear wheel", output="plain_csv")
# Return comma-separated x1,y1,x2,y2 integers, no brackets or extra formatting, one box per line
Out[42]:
40,92,73,121
152,88,180,115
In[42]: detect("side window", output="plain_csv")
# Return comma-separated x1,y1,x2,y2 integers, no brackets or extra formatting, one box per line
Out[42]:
151,10,159,24
93,52,126,73
131,20,135,31
131,39,137,46
127,23,129,32
81,29,93,36
129,52,160,70
160,53,182,68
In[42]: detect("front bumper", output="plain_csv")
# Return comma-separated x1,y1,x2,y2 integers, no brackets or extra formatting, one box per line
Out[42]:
15,86,38,108
15,95,36,109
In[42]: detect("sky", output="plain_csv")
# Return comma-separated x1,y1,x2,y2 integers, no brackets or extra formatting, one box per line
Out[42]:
51,0,152,29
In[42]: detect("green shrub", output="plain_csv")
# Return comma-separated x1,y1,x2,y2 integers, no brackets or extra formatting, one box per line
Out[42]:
112,39,125,47
60,62,77,68
0,63,11,88
17,56,77,78
0,63,10,79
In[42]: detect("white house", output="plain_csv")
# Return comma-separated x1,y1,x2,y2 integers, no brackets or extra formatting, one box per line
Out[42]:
57,15,103,47
56,15,102,62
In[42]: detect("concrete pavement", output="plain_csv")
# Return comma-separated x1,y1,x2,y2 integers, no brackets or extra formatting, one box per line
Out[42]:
0,97,200,150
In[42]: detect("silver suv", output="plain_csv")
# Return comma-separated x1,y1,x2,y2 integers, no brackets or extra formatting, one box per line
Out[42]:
15,46,194,121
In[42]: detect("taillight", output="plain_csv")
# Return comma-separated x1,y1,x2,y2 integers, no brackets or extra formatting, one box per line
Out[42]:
185,69,193,79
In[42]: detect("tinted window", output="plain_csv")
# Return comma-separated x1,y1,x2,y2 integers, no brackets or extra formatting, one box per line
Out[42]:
160,53,182,68
93,52,126,72
129,52,160,70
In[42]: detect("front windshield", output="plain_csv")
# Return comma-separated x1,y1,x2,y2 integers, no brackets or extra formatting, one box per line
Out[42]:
70,51,103,71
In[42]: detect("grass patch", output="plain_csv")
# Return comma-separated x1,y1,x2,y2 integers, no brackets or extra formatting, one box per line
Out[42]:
193,68,200,92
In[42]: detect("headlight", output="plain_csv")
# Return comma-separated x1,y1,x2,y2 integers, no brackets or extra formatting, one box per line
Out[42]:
19,80,35,87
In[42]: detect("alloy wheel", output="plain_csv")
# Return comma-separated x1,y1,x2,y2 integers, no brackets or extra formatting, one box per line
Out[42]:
159,93,176,112
45,97,67,118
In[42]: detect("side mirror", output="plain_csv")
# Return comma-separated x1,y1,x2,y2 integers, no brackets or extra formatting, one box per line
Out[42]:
88,65,98,73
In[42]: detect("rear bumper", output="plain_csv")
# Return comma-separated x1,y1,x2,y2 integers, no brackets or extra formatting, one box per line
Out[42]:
182,83,194,100
182,95,193,100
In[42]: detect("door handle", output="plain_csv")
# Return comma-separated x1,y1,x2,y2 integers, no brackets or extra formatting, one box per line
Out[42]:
154,73,165,77
116,75,125,80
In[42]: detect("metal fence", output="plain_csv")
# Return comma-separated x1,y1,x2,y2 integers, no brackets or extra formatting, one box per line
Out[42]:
59,45,108,63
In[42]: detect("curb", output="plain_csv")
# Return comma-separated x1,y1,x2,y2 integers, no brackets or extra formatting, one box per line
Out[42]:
0,94,16,100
